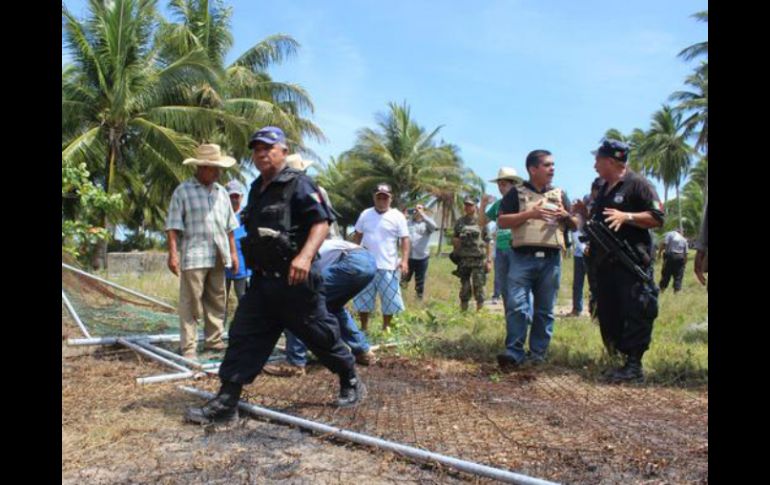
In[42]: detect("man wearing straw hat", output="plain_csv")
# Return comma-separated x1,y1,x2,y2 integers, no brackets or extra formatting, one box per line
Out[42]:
480,167,523,312
165,144,240,362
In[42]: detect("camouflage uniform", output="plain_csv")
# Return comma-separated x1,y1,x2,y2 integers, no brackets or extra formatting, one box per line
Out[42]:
453,215,490,306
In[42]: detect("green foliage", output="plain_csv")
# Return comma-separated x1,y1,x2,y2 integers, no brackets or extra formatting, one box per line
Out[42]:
62,160,123,258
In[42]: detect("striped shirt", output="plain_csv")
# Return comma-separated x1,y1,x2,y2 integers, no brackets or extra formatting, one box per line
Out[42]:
165,178,239,271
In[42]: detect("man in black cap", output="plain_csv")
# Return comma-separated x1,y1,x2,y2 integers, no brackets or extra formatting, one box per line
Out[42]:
452,196,492,311
588,139,665,383
185,126,365,425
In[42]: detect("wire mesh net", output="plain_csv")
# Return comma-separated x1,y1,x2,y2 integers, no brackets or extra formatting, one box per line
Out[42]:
62,267,180,337
218,358,708,484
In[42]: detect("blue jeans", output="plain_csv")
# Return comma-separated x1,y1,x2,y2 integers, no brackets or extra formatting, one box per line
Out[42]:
572,256,586,314
493,247,514,304
286,249,375,366
502,250,561,363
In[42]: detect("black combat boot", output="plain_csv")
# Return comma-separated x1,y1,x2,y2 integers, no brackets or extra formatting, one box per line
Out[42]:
185,381,242,425
337,373,367,407
460,301,469,312
608,354,644,383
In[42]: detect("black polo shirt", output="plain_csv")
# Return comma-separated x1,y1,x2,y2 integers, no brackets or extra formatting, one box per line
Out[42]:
500,181,571,254
591,170,665,253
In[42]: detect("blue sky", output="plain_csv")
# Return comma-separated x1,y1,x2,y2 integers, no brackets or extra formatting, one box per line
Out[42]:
62,0,707,203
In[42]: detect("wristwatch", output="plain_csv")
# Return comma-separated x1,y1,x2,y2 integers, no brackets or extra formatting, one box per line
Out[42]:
626,213,634,222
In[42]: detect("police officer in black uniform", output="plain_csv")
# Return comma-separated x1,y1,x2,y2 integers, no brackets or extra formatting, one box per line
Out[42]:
588,139,665,383
185,127,364,424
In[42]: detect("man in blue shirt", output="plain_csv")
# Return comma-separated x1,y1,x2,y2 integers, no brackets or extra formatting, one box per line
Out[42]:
224,181,252,321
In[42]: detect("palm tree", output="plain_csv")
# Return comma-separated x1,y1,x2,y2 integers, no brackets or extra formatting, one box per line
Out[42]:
425,145,480,256
157,0,324,162
62,0,232,267
641,105,694,232
314,154,374,236
678,11,708,65
675,10,708,209
671,66,708,204
344,102,463,208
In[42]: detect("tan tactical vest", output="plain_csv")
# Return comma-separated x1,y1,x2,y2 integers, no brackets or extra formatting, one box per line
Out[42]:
455,216,487,258
511,186,566,250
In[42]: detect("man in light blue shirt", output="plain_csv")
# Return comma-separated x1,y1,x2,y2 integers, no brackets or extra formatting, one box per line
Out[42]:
402,204,437,300
224,181,252,320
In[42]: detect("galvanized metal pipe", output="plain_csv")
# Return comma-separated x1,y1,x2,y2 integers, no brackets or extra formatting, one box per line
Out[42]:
67,334,183,346
132,340,206,370
67,332,226,346
137,370,207,385
61,290,92,338
179,386,560,485
118,338,191,373
62,263,177,311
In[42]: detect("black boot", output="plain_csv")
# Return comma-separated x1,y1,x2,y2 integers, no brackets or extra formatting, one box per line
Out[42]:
608,354,644,383
185,381,241,425
337,373,367,407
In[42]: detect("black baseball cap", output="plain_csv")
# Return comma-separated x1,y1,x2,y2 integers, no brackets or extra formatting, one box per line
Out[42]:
592,139,629,162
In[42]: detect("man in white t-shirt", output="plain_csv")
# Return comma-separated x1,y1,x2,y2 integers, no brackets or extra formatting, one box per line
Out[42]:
352,183,410,331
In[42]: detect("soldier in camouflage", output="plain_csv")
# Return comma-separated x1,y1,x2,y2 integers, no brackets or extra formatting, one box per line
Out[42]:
452,196,493,311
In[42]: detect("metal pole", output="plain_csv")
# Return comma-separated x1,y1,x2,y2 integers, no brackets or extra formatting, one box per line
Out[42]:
180,386,560,485
118,338,191,373
67,334,183,346
61,290,91,338
137,371,206,385
62,263,177,311
67,332,226,346
132,340,206,370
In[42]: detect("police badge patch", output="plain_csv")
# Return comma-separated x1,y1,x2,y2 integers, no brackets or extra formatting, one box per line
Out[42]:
613,194,624,204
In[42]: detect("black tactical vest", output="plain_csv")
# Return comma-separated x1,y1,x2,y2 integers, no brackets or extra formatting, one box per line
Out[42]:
242,167,308,273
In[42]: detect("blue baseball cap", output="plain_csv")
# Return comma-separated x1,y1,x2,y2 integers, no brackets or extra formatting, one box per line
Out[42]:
248,126,287,149
592,139,629,162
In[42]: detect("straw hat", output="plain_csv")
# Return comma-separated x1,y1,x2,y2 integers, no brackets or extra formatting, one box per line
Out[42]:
286,153,315,172
182,144,236,168
489,167,523,183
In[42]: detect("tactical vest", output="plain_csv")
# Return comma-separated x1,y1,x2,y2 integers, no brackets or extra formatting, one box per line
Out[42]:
455,216,486,258
242,167,306,273
511,185,566,250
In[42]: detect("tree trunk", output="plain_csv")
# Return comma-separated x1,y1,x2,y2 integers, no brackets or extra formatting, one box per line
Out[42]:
436,200,447,256
93,135,120,270
703,148,708,207
676,184,683,233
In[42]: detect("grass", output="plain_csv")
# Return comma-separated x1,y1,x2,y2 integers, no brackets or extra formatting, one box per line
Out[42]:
100,249,708,386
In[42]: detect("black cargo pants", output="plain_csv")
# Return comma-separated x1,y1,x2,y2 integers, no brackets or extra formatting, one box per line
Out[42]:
218,263,356,385
596,260,659,358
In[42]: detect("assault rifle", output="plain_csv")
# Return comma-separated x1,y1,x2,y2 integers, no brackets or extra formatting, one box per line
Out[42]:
582,220,653,284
